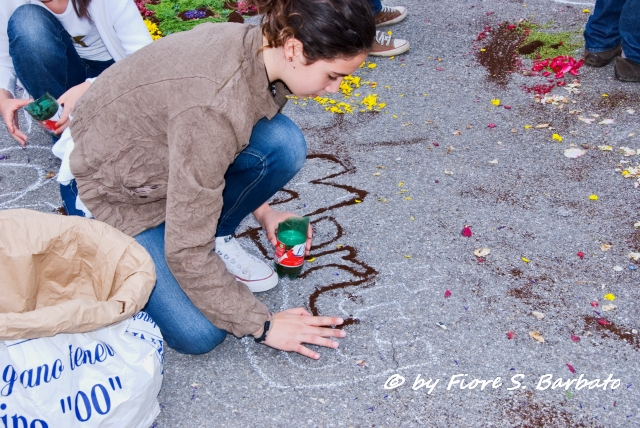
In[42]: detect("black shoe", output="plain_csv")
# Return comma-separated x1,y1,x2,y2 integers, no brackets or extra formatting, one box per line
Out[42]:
584,45,622,67
614,57,640,82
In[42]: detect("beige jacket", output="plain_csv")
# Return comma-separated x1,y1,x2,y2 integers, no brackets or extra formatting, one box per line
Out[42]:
69,23,288,337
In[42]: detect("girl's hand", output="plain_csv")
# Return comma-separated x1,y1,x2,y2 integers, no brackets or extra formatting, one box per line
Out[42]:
253,203,313,255
55,81,92,135
257,308,346,359
0,96,31,147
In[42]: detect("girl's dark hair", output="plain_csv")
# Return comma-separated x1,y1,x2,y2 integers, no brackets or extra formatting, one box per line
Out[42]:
247,0,375,63
72,0,92,21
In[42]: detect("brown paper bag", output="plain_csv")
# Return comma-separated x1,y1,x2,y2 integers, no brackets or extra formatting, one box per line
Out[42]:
0,209,156,340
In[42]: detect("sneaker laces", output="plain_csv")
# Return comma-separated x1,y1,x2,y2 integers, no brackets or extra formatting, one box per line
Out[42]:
215,236,259,276
380,5,396,14
375,30,392,46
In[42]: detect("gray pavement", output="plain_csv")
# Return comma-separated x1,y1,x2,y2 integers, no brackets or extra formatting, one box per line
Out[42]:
2,0,639,426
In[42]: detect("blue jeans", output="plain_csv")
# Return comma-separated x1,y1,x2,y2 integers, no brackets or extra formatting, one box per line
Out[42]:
7,4,114,100
370,0,382,15
61,114,307,354
584,0,640,64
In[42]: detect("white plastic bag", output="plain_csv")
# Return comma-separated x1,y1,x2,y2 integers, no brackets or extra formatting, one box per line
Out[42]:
0,312,163,428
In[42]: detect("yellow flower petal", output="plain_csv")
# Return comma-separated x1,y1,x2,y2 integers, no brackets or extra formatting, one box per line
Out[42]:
398,182,404,186
491,99,500,106
552,133,563,142
521,257,530,263
524,125,531,129
306,257,317,262
355,199,362,203
589,194,598,200
404,255,411,258
604,293,616,301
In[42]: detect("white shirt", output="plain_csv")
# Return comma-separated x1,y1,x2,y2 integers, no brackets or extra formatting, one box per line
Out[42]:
52,0,112,62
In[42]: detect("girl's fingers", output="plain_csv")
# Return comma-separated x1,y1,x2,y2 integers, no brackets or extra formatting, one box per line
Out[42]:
54,120,69,135
303,334,340,349
295,344,320,359
302,316,344,327
311,326,347,338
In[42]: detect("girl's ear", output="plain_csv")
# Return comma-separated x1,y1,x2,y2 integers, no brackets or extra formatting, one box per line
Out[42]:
284,38,305,64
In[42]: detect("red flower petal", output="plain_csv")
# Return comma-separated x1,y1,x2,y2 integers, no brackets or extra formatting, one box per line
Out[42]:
444,290,452,298
566,363,575,374
542,71,551,77
577,252,584,259
488,123,496,128
433,142,439,146
590,301,598,307
436,67,444,71
462,226,472,237
503,105,512,109
507,332,516,340
596,318,611,326
570,335,581,342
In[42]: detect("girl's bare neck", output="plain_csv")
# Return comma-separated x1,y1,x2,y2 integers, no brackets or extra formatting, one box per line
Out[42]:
41,0,70,15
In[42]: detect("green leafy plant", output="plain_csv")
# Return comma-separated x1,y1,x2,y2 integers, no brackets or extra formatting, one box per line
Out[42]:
147,0,230,35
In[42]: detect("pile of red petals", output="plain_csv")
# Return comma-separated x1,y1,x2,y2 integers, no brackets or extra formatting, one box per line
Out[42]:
532,55,584,79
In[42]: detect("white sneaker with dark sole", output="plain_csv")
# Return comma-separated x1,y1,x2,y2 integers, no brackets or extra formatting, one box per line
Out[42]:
215,235,278,292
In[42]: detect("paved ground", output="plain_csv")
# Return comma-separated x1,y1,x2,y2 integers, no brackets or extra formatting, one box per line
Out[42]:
2,0,639,426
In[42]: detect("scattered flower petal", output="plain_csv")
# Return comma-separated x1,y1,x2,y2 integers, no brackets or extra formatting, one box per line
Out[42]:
590,301,598,307
602,304,617,312
613,265,623,272
600,243,612,251
552,133,563,142
529,331,545,343
462,226,472,237
599,119,614,125
604,293,615,301
474,248,491,257
507,332,516,340
571,335,581,342
596,318,611,326
521,256,530,263
578,116,595,124
566,363,575,374
491,99,501,106
488,123,496,128
577,251,585,259
488,159,499,164
444,290,452,298
436,322,447,330
628,252,640,261
532,311,545,320
589,194,598,200
564,148,586,158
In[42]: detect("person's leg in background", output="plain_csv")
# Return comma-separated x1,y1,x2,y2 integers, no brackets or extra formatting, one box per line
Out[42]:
615,0,640,81
368,1,410,57
214,113,307,293
8,5,115,98
7,4,87,99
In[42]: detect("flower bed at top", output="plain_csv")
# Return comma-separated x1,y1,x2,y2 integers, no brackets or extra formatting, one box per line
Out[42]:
136,0,257,37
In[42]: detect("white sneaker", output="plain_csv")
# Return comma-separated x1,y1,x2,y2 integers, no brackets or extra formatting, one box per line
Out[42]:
215,235,278,292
